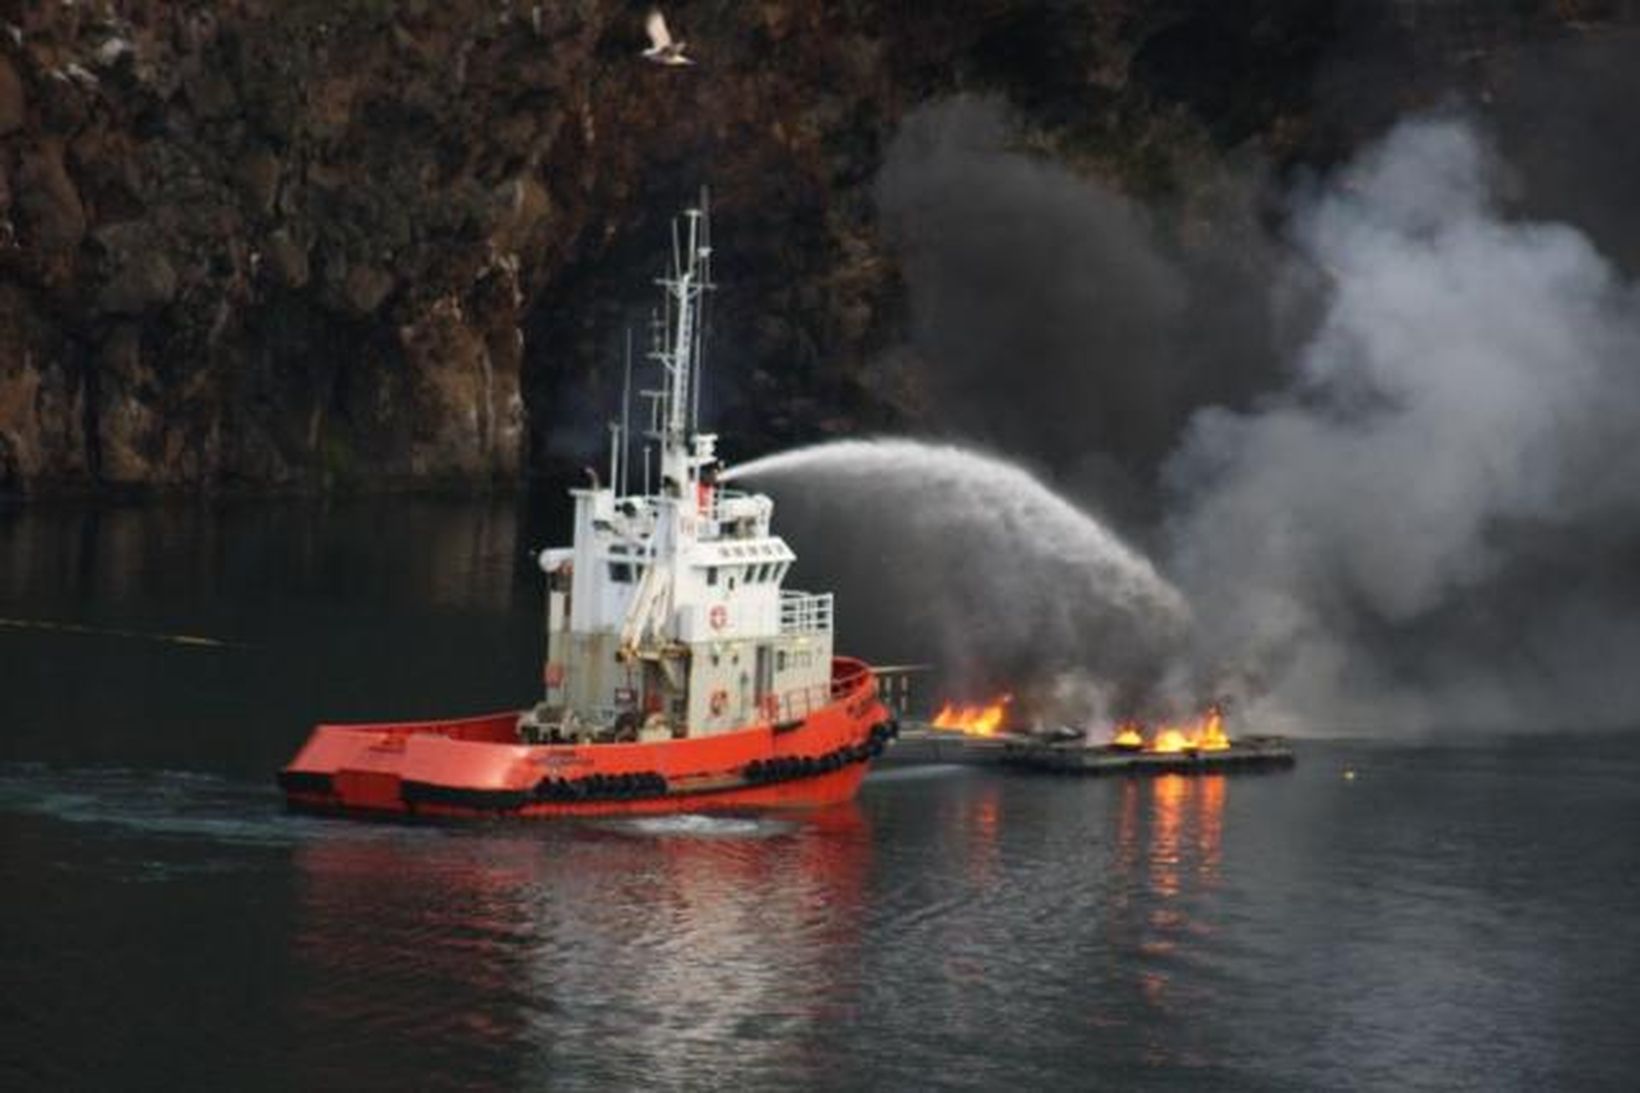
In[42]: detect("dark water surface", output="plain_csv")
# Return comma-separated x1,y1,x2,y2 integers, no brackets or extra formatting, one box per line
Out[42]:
3,499,1638,1091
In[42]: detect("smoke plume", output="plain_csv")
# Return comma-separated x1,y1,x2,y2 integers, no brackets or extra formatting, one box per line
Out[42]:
1167,116,1640,732
874,96,1301,524
867,97,1640,733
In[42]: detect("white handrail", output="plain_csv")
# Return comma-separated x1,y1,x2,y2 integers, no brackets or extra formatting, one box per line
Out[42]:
762,663,875,723
779,591,833,634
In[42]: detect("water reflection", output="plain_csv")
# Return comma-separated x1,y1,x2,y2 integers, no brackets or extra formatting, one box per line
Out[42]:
0,497,530,612
289,831,539,1087
964,779,1003,887
1108,774,1228,1064
288,808,870,1089
0,497,551,773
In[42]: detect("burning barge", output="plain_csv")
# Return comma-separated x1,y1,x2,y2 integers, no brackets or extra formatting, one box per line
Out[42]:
997,733,1295,775
884,700,1296,775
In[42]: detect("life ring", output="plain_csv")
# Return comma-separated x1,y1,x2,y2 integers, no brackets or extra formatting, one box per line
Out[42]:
543,661,564,687
709,689,729,716
709,604,728,630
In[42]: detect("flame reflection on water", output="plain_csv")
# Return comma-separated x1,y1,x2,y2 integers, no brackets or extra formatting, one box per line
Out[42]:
1113,774,1228,1033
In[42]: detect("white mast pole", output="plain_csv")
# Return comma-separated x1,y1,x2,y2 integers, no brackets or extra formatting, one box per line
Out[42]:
617,198,715,661
691,188,710,435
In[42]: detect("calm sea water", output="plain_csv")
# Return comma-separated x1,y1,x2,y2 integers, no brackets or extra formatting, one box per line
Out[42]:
2,497,1638,1091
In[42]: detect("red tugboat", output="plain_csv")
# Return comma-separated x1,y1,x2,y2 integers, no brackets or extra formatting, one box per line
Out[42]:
279,199,895,818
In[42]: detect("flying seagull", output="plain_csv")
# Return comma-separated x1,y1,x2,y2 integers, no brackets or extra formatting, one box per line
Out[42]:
642,8,695,66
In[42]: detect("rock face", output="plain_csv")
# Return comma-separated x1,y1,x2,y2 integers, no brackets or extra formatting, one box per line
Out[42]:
1,2,568,491
0,1,1612,493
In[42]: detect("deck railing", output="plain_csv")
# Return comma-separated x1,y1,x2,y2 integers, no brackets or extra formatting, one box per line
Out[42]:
703,487,752,521
779,591,833,634
763,657,876,723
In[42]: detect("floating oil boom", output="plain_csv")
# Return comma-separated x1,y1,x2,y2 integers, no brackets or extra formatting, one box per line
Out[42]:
279,196,895,818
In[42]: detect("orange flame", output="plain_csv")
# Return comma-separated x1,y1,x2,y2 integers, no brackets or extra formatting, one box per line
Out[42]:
1151,728,1191,754
1110,705,1232,754
931,694,1013,737
1197,706,1230,752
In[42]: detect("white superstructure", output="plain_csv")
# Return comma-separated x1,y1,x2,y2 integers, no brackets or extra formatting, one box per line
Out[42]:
526,198,834,744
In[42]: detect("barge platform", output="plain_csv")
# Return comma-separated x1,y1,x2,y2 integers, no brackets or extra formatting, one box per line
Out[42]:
881,724,1296,775
876,725,1016,766
1001,735,1296,774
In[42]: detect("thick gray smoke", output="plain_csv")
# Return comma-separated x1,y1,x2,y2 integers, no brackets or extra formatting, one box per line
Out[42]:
864,97,1640,733
1168,117,1640,732
875,96,1302,525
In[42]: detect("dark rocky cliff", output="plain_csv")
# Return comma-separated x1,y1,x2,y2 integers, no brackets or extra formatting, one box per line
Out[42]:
0,0,1625,494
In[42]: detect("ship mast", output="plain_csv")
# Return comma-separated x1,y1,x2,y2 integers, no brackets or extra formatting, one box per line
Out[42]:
618,192,715,663
648,192,715,493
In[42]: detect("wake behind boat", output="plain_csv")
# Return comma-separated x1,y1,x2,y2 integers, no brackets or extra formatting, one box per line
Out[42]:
278,198,895,819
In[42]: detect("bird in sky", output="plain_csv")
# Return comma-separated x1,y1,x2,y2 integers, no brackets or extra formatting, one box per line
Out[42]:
642,8,695,66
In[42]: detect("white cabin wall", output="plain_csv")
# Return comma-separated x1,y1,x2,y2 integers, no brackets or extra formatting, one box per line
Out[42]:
568,494,591,630
561,631,639,718
545,587,568,705
681,631,835,734
549,484,838,735
768,633,835,720
686,640,755,731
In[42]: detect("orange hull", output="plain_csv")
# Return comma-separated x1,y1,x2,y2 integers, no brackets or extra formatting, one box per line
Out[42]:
279,658,893,820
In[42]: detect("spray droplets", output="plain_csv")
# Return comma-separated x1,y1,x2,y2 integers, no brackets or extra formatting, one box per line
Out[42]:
726,439,1188,706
